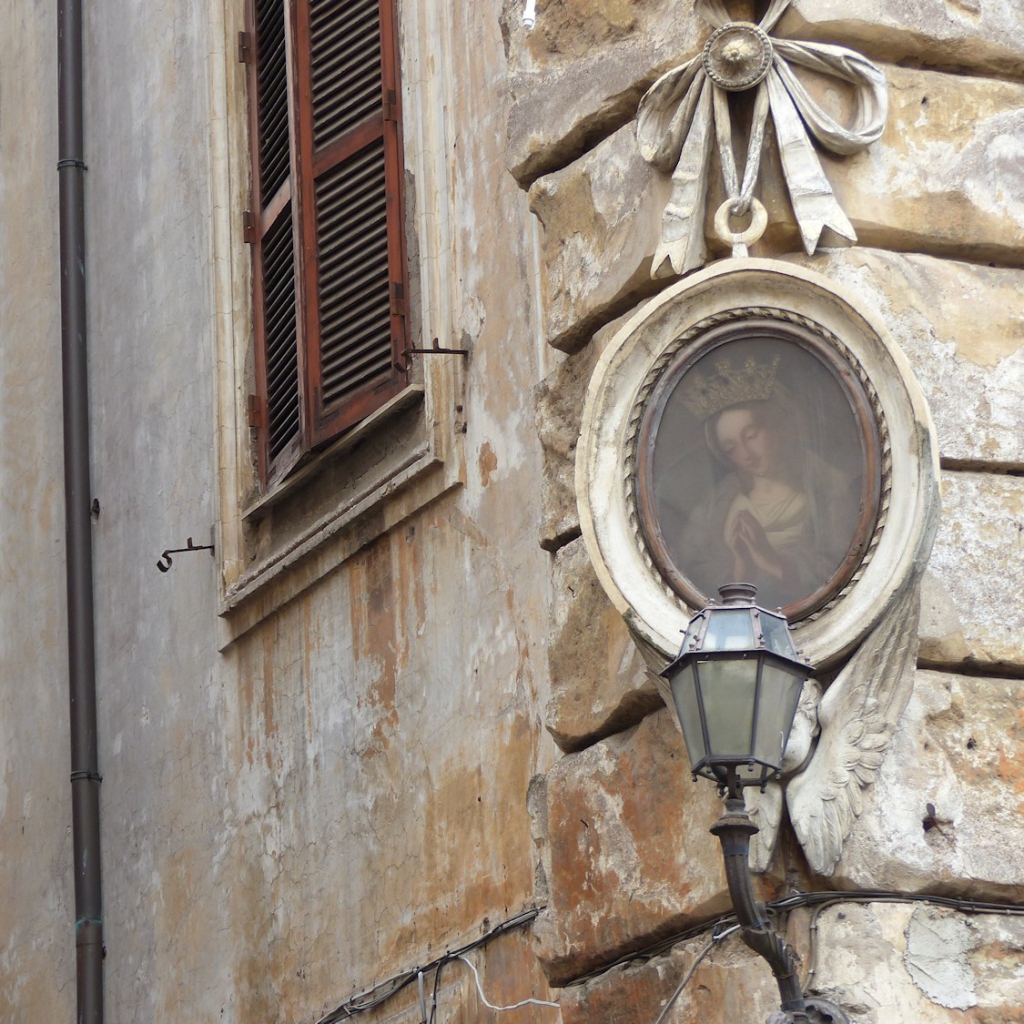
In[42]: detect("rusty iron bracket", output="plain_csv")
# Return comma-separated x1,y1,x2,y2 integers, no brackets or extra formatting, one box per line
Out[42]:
238,30,253,64
405,337,469,358
157,537,215,573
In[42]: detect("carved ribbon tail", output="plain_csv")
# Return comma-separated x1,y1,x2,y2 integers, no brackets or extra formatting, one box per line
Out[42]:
636,61,714,278
768,39,888,255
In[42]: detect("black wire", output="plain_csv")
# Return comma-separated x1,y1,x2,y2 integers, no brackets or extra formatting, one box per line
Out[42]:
570,888,1024,986
315,908,542,1023
428,956,448,1024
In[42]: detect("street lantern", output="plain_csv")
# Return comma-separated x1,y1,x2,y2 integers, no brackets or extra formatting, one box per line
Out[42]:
662,582,811,797
660,583,848,1023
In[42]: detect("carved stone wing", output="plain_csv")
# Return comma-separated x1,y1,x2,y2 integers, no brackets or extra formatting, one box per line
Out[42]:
746,680,822,872
786,585,922,876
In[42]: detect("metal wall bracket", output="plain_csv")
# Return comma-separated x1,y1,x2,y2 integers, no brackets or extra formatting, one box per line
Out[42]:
405,337,469,358
157,536,215,573
768,999,850,1024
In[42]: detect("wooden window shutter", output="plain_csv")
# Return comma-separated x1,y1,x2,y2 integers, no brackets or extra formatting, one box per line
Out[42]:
246,0,409,486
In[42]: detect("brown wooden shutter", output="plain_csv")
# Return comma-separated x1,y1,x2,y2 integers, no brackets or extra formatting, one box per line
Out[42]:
246,0,409,486
300,0,409,446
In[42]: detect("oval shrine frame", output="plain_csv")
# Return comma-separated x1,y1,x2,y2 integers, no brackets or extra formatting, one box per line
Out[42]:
632,310,886,623
576,260,939,669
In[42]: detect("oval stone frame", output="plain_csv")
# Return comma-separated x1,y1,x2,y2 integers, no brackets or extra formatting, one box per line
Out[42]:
577,261,939,669
634,311,885,623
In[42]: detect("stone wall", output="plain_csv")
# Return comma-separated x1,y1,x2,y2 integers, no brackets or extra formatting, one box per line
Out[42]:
3,1,1023,1022
511,0,1024,1020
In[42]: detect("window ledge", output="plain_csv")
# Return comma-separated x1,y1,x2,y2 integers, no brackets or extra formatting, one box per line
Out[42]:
241,384,425,521
219,384,460,644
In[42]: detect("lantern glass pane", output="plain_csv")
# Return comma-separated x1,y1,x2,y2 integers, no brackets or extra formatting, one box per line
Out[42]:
697,657,758,758
761,613,796,658
669,662,706,768
682,614,704,653
702,609,755,653
753,662,806,769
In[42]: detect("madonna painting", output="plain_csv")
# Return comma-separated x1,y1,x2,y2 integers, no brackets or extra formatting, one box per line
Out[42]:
635,320,882,619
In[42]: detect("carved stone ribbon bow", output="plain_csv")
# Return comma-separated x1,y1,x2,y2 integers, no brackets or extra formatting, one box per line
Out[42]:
636,0,887,277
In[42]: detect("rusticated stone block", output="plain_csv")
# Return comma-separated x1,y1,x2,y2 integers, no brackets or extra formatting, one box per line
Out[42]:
530,66,1024,352
778,0,1024,80
505,0,1024,186
533,708,788,984
833,671,1024,896
504,0,702,183
559,934,782,1024
546,537,662,752
797,252,1024,468
560,901,1024,1021
922,472,1024,670
527,129,667,353
535,343,601,547
816,903,1024,1021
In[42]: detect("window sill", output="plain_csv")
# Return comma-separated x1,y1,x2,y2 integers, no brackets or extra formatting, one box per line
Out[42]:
219,384,460,644
240,384,425,522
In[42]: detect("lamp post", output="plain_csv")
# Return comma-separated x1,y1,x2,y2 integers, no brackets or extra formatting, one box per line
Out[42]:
662,583,849,1024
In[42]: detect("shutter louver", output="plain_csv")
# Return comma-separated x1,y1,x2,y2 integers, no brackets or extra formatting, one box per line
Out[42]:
315,140,393,408
262,206,300,459
247,0,408,483
256,0,291,206
310,0,383,152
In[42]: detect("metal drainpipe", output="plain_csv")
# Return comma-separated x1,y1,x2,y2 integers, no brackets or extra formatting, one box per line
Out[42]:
58,0,104,1021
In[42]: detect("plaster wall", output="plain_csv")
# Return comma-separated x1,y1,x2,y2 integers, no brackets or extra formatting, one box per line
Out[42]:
4,0,1024,1022
0,2,74,1019
1,1,564,1022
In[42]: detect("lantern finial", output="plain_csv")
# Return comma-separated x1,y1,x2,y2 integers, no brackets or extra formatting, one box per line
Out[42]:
718,582,757,605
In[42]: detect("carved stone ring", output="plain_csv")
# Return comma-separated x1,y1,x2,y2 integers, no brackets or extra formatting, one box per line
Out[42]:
713,197,768,250
703,21,773,92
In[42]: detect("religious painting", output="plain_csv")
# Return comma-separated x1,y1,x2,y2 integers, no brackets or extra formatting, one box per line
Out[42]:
635,316,883,620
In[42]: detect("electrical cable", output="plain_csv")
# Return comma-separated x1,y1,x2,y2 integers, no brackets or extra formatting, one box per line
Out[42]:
652,924,741,1024
315,889,1024,1021
571,888,1024,987
427,956,446,1024
315,908,543,1024
455,954,560,1012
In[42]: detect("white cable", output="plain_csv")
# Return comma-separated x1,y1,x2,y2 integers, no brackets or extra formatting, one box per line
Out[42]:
523,0,537,30
455,955,560,1013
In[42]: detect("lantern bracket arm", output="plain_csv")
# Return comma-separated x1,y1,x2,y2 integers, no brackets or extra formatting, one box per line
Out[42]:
710,798,851,1024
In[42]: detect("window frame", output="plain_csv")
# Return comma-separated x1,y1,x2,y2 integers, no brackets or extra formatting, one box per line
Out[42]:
244,0,411,490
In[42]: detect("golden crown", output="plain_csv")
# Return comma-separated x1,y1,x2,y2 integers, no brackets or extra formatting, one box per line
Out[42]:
681,355,780,420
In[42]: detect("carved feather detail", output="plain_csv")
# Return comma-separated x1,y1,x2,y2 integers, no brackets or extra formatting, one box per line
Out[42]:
747,680,822,872
786,585,922,876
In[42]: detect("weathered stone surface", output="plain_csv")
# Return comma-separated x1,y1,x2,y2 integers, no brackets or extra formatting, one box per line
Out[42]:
824,68,1024,263
801,253,1024,468
535,309,647,544
546,537,662,752
815,903,1024,1022
530,65,1024,352
528,127,667,352
504,0,702,183
831,671,1024,896
559,934,782,1024
559,901,1024,1021
778,1,1024,80
506,0,1024,185
535,344,601,546
534,708,788,984
922,472,1024,670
